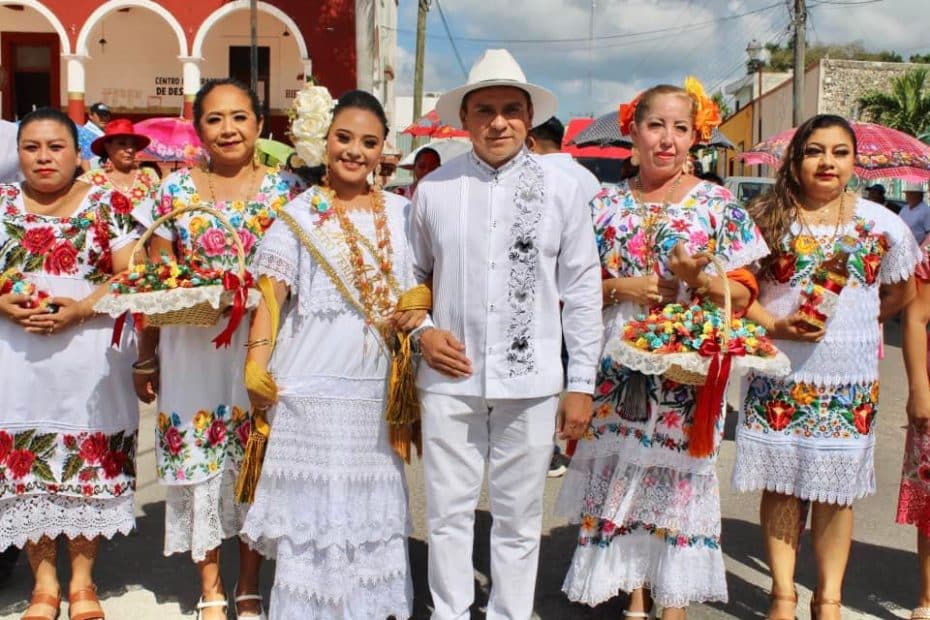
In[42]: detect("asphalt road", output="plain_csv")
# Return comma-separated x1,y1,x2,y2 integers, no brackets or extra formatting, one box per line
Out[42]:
0,324,919,619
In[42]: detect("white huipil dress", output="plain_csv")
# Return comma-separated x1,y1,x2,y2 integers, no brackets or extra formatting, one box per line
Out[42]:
132,168,302,560
733,197,920,503
0,182,140,549
241,187,413,620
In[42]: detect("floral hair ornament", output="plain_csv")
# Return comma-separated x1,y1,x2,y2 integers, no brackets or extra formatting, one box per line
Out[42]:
288,79,335,168
683,76,722,143
616,77,722,143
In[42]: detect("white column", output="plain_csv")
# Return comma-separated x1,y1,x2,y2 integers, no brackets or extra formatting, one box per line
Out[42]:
179,56,202,119
61,54,89,124
302,58,313,82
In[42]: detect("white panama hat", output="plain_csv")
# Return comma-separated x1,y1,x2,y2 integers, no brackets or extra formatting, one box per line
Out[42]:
435,49,558,129
903,181,927,192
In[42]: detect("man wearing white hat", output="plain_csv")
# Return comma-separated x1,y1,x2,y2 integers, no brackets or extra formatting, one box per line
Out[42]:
900,181,930,242
409,49,602,619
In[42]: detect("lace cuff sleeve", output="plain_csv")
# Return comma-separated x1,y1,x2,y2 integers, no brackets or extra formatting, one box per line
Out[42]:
252,218,299,287
879,217,921,285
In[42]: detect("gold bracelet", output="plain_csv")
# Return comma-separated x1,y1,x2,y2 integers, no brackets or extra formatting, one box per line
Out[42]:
245,338,272,349
607,285,619,306
132,366,158,375
132,356,159,370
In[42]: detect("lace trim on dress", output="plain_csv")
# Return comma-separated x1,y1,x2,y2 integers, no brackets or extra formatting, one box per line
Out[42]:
163,460,254,561
562,531,728,608
0,494,134,549
504,156,545,378
731,434,875,505
252,249,297,288
94,285,261,317
270,574,412,620
879,220,921,285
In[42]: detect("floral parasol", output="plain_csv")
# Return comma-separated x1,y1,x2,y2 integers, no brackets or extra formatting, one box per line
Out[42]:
740,120,930,181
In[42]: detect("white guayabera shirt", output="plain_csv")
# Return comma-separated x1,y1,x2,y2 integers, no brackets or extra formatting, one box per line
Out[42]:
411,147,603,399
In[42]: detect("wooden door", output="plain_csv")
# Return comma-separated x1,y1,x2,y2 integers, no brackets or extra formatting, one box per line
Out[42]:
1,32,60,121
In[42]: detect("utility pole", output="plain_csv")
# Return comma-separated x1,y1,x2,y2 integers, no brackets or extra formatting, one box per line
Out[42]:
792,0,807,127
412,0,430,149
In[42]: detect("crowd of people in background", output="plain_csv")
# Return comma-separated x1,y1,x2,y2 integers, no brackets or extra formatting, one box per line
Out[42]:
3,45,930,620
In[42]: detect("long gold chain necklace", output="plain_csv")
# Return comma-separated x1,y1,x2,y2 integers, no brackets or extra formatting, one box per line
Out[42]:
631,172,683,272
797,192,847,253
206,162,258,205
324,186,398,323
106,169,139,195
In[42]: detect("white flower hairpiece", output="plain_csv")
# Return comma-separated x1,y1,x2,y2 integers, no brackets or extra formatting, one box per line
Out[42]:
288,80,334,168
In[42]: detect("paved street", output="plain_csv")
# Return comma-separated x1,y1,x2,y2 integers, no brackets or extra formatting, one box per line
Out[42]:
0,324,919,619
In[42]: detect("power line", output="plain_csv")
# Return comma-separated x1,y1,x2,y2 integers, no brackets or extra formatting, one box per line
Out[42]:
387,2,783,45
434,0,467,79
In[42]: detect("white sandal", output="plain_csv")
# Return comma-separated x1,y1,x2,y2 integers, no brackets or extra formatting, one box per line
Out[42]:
622,610,656,619
911,607,930,620
196,597,227,620
234,591,266,620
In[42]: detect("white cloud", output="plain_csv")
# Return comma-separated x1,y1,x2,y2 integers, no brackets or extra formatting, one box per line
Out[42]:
395,0,930,120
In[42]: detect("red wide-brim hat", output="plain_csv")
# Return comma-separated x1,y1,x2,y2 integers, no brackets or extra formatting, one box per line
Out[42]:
90,118,151,157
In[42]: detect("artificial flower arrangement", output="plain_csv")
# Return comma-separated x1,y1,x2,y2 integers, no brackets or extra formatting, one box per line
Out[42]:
0,269,53,310
288,78,334,169
94,207,259,347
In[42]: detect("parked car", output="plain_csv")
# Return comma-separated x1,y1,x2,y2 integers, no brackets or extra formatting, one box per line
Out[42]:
725,176,775,205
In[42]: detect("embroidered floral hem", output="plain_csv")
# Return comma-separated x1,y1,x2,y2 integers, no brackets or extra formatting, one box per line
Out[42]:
0,429,136,500
897,426,930,536
155,404,249,484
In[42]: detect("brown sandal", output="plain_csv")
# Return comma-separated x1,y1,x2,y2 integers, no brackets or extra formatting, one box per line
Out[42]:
768,590,798,620
68,586,104,620
22,591,60,620
810,596,841,620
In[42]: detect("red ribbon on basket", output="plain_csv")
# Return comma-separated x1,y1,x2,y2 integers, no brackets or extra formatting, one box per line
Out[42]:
688,338,743,458
211,270,254,349
110,312,145,347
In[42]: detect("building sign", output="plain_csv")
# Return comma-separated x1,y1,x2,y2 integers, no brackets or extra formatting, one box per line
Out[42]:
154,76,183,96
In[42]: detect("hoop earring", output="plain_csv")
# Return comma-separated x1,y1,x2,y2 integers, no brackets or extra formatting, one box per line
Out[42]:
630,147,640,167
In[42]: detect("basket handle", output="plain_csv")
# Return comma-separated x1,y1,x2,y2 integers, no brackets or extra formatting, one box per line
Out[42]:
694,252,732,348
129,204,248,280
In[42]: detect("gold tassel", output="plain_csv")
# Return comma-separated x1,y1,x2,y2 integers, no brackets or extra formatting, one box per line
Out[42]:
235,276,280,503
385,284,431,462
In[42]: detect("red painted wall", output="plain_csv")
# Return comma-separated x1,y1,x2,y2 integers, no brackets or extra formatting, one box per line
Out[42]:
29,0,357,93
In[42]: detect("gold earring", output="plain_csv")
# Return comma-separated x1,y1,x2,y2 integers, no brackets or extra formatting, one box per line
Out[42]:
682,160,693,175
630,147,640,167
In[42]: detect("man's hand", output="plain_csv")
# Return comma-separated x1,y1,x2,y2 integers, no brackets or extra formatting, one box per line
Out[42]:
419,328,472,378
558,392,593,440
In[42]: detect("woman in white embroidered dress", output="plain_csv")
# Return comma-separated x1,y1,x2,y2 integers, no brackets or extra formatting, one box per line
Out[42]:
79,118,160,214
0,108,140,620
735,114,919,620
132,79,302,620
557,84,769,619
241,90,417,619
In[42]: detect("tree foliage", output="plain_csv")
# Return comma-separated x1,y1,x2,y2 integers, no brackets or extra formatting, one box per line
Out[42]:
763,41,903,72
712,91,732,119
858,68,930,136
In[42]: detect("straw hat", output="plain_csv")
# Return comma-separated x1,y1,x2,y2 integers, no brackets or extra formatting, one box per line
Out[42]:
903,181,927,193
91,119,150,157
435,49,557,129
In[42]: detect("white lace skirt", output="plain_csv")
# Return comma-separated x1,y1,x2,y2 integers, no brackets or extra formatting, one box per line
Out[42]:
163,461,249,562
241,393,413,620
0,494,134,550
557,453,727,608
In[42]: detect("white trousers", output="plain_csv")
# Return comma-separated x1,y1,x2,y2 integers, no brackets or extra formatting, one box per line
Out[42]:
420,392,557,620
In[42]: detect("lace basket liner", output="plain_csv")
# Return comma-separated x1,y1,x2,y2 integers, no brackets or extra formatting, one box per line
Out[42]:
93,205,258,328
606,339,791,379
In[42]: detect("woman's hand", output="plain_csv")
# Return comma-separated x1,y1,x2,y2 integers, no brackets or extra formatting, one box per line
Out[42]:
607,275,663,306
770,312,825,342
0,293,46,328
667,242,710,288
247,387,276,413
391,309,427,333
907,387,930,432
132,362,159,404
24,297,89,335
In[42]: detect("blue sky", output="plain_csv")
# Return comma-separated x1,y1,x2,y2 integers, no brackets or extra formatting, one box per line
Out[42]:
393,0,930,121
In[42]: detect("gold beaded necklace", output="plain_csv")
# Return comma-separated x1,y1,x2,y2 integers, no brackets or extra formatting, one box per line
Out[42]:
206,161,258,205
631,172,683,272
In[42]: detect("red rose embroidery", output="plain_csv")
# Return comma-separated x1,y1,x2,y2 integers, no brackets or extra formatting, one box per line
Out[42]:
101,450,127,479
96,249,113,275
853,403,874,435
79,468,97,482
15,483,25,495
63,435,78,450
0,431,12,464
22,226,57,254
765,400,796,431
862,253,881,285
44,240,79,275
236,420,251,447
207,419,227,447
79,433,108,464
164,427,184,456
6,449,36,479
111,192,132,215
771,254,796,283
81,484,94,496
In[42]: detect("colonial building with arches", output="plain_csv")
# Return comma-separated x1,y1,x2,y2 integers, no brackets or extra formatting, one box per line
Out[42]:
0,0,397,136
